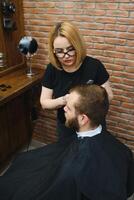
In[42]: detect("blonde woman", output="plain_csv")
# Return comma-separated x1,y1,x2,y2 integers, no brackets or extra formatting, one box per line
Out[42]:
40,21,113,140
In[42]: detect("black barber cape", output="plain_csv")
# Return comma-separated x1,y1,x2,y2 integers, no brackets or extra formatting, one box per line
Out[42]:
0,131,134,200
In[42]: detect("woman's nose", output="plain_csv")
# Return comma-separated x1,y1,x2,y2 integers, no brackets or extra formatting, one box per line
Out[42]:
64,52,69,58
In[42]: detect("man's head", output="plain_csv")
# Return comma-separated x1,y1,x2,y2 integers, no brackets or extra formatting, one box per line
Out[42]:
64,84,109,132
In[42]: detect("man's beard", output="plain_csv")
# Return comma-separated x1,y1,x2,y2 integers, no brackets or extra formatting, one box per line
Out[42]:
65,116,80,132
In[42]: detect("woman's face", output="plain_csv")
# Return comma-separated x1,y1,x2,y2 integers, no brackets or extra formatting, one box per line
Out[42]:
53,36,76,68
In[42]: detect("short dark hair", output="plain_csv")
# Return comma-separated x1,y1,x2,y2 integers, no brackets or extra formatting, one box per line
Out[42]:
70,84,109,127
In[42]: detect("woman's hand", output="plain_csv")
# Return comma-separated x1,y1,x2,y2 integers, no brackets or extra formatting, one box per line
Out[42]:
56,94,69,108
40,86,69,110
101,80,113,102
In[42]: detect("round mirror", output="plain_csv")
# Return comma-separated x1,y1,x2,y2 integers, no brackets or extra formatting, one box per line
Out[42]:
18,36,38,55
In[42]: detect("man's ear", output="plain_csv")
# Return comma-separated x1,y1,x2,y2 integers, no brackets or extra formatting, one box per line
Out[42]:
78,114,89,126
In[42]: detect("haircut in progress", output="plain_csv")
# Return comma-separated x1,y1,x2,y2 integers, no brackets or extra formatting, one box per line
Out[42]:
41,21,113,140
69,84,109,127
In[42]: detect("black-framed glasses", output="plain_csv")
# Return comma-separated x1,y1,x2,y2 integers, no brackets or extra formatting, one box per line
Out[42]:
54,46,76,58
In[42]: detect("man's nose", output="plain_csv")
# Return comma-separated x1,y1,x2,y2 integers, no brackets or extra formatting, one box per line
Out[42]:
64,105,67,112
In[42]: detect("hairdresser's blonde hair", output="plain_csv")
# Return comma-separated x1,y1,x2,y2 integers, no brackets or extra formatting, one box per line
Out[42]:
48,21,86,70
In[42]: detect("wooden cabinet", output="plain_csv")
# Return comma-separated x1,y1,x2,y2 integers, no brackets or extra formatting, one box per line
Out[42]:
0,67,44,171
0,92,31,164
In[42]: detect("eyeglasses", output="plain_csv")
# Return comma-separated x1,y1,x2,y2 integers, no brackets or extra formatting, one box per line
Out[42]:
54,46,76,58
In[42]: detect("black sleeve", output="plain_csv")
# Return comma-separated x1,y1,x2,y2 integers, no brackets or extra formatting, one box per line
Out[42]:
127,151,134,197
94,59,109,85
42,64,55,89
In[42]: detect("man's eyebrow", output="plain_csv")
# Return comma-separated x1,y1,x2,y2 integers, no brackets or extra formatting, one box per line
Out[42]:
66,104,71,111
66,103,71,110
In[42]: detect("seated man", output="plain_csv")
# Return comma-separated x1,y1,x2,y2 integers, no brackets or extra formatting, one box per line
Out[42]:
0,84,134,200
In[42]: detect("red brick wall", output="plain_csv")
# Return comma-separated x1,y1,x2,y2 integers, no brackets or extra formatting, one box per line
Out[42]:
23,1,134,151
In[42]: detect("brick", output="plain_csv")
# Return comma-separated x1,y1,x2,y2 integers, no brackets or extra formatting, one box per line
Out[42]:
112,83,133,92
114,59,134,67
111,77,123,83
119,4,134,10
105,24,128,32
106,64,125,71
110,105,133,114
116,46,134,54
122,102,134,109
104,51,126,59
117,18,134,25
104,38,126,45
107,10,129,17
96,3,118,9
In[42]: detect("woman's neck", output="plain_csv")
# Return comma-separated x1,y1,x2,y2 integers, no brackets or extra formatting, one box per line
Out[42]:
62,63,81,73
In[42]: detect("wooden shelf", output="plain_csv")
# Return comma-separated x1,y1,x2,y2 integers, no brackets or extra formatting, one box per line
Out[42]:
0,67,44,106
